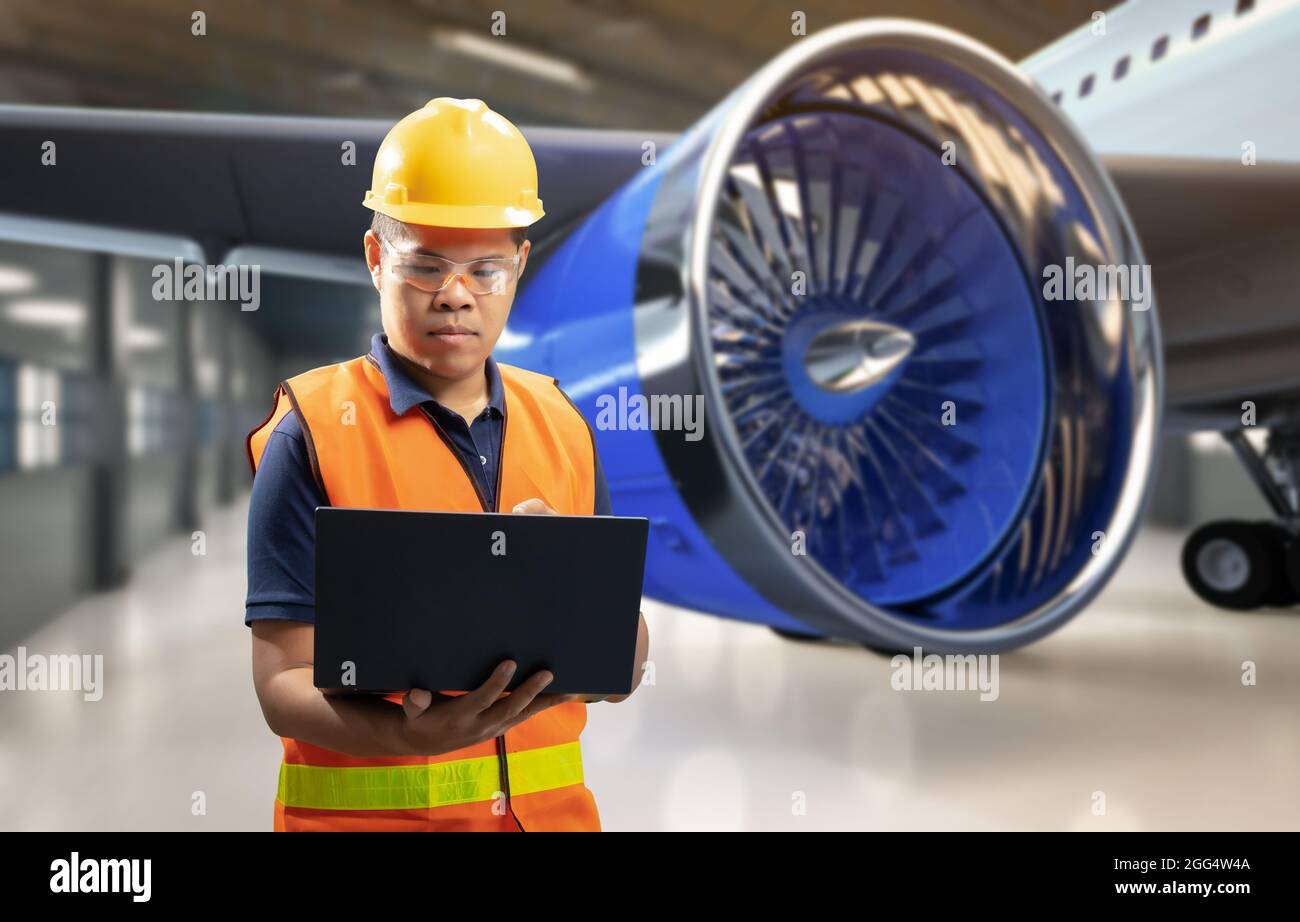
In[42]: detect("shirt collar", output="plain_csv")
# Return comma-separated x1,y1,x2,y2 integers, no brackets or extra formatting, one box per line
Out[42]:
370,332,504,419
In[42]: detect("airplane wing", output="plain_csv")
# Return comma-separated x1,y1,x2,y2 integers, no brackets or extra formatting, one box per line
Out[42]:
0,15,1290,643
1102,155,1300,430
0,104,668,280
6,104,1296,430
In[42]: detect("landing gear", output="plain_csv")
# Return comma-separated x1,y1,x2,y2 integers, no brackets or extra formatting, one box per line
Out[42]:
1182,428,1300,610
1181,521,1294,609
1287,541,1300,603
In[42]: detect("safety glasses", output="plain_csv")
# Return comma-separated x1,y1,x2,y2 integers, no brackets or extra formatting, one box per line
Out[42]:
380,238,520,295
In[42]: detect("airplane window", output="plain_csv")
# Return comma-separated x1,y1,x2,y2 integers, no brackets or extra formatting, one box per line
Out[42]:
1051,90,1063,105
1114,55,1130,80
1152,35,1169,61
1079,74,1094,98
1192,14,1211,39
1236,0,1255,15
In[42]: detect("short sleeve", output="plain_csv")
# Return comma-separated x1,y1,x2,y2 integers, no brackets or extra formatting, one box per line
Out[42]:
245,412,323,625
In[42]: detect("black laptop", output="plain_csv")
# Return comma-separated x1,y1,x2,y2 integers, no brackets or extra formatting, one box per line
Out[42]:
313,508,649,696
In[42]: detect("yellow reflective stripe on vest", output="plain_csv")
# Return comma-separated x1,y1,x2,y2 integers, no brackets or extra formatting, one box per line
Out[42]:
277,742,584,811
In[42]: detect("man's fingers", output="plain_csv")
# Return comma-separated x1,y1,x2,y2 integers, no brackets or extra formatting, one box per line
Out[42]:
481,670,556,724
459,660,520,712
497,692,580,732
403,687,433,718
511,497,556,515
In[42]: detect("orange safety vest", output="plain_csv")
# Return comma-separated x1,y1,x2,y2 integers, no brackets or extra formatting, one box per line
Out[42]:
246,350,601,832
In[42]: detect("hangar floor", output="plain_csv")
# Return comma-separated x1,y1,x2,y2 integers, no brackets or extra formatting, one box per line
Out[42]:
1,499,1296,831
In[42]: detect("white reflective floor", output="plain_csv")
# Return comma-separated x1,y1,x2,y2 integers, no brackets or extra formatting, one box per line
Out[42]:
1,499,1297,831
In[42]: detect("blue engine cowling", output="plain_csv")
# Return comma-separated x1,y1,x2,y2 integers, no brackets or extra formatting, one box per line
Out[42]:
497,20,1162,653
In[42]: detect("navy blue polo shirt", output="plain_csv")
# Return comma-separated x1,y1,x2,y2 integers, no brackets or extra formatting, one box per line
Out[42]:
245,332,612,625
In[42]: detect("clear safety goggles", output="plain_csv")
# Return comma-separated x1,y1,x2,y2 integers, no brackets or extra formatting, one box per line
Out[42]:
380,238,520,295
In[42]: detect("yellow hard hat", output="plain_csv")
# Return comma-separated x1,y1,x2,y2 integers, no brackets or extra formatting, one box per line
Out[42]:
363,97,544,228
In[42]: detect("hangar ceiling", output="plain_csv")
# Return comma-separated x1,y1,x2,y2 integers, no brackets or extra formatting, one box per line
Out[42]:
0,0,1116,129
0,0,1118,359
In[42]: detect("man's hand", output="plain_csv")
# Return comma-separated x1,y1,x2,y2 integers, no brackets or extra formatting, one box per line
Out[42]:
399,660,578,756
251,621,576,759
512,497,557,515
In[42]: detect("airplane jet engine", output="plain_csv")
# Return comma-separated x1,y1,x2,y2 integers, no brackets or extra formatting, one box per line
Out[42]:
498,19,1162,653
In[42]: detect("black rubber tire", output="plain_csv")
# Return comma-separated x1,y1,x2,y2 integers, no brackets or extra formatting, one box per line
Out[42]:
1287,536,1300,600
1255,521,1299,607
1181,520,1278,610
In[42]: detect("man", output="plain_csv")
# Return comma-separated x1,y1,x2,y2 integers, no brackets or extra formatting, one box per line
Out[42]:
245,97,649,832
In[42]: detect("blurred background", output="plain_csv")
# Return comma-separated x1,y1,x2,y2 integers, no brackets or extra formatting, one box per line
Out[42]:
2,0,1167,659
0,0,1292,832
0,0,1114,124
0,0,1268,650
